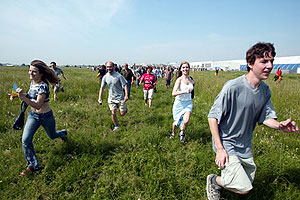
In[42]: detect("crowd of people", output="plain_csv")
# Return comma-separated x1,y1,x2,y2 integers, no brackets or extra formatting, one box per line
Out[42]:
10,42,299,200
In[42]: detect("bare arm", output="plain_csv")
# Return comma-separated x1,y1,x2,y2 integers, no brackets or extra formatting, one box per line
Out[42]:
61,71,67,80
139,75,144,85
17,88,46,110
208,117,229,169
98,87,104,103
172,78,192,96
263,118,299,133
123,84,128,101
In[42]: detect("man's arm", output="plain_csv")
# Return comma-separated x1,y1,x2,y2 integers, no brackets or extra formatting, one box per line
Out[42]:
131,73,135,83
208,118,229,169
61,70,67,80
123,84,128,101
98,87,104,104
263,118,299,133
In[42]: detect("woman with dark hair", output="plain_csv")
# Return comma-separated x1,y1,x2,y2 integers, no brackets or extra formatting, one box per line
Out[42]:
170,62,195,142
139,66,156,108
10,60,67,176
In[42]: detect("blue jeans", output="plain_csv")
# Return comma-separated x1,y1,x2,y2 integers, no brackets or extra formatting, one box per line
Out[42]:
127,80,132,98
22,110,66,169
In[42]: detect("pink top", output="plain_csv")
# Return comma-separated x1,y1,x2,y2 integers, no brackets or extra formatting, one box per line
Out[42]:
140,73,156,90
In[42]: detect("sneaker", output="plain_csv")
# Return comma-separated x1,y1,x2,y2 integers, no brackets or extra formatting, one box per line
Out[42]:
112,126,119,132
60,129,68,142
61,87,64,92
169,134,174,139
179,132,186,143
20,166,43,176
20,167,33,176
206,174,221,200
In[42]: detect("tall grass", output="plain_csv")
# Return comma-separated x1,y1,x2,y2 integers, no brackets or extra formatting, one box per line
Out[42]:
0,67,299,199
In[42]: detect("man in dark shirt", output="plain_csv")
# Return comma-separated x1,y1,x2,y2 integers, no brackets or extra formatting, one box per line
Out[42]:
121,63,134,99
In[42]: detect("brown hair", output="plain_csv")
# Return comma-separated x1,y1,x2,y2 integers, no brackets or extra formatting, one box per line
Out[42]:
50,61,56,66
146,66,153,71
246,42,276,72
31,60,59,85
177,62,190,78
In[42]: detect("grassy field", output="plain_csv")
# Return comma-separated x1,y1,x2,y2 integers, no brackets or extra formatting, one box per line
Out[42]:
0,66,299,200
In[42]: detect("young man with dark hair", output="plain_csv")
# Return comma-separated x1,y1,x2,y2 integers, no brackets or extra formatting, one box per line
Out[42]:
206,42,299,200
50,62,66,101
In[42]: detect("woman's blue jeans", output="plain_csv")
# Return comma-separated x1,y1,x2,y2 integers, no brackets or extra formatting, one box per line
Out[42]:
22,110,66,169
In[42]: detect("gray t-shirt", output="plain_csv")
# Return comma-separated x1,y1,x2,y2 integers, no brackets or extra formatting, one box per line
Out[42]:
208,75,277,158
52,67,63,76
101,72,127,101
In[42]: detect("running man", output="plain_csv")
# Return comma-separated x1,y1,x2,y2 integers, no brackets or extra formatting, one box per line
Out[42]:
98,61,128,131
50,62,66,101
206,42,299,200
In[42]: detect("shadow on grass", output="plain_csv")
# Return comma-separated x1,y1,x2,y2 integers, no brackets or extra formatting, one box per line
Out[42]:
55,138,120,158
47,137,121,172
188,128,211,144
282,168,300,188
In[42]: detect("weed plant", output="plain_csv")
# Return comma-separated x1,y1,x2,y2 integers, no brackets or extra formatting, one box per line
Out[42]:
0,67,299,199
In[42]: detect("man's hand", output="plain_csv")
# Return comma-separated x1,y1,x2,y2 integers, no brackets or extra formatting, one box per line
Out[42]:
215,148,229,169
124,96,129,102
279,119,299,133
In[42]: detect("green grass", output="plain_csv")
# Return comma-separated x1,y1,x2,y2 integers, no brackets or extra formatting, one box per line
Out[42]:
0,67,300,199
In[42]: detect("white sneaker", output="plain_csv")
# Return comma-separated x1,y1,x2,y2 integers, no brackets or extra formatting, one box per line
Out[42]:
179,131,186,143
206,174,221,200
112,126,119,132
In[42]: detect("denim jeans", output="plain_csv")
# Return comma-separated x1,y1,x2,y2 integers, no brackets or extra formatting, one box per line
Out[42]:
127,80,132,98
22,110,66,169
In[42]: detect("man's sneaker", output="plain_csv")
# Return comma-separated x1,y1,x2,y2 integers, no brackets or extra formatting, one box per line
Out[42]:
206,174,221,200
169,134,175,139
112,126,119,132
61,87,64,92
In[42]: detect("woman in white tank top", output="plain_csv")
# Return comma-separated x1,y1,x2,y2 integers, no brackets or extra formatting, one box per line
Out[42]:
170,62,195,142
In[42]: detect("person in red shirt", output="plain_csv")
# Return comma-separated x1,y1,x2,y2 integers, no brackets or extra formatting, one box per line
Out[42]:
275,67,282,83
139,66,156,108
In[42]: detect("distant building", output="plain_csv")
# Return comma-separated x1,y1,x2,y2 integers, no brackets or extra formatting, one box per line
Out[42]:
190,56,300,73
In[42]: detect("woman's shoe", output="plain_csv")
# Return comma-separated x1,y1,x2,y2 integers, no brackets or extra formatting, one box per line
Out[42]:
20,166,42,176
20,168,33,176
179,133,187,143
60,129,68,142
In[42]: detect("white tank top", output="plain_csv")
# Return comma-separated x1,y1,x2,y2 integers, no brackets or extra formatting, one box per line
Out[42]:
175,81,194,101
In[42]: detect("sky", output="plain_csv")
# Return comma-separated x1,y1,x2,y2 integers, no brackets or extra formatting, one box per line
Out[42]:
1,0,300,65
